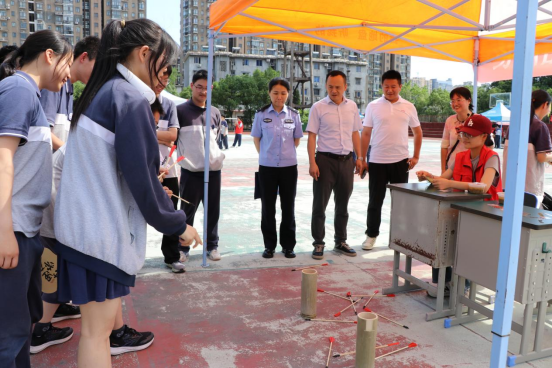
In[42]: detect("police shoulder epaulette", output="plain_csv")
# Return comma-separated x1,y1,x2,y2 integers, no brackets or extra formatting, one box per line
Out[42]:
288,106,299,114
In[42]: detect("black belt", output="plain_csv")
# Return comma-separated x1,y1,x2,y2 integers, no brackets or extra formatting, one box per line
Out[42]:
317,151,352,161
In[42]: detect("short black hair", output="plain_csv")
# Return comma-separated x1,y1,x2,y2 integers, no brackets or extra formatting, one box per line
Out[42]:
151,97,165,117
381,70,402,85
74,36,101,61
0,45,18,64
192,69,208,84
326,70,347,84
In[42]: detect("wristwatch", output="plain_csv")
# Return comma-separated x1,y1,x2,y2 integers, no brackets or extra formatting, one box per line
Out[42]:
357,156,364,161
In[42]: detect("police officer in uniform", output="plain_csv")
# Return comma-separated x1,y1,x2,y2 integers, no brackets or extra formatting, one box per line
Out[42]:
251,78,304,259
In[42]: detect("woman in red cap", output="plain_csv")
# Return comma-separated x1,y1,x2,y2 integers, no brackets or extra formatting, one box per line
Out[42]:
417,114,502,200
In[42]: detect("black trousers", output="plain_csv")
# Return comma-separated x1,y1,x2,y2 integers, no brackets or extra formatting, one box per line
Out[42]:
311,153,355,245
366,159,409,238
232,134,242,147
218,135,228,149
179,168,221,252
0,233,43,368
161,177,181,263
259,165,298,251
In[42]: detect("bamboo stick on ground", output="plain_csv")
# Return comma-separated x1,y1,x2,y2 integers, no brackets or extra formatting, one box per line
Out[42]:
333,342,399,357
364,308,409,329
292,263,329,271
305,318,357,324
375,343,417,360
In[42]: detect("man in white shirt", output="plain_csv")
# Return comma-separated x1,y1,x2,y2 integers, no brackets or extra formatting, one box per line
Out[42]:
306,70,364,260
360,70,423,250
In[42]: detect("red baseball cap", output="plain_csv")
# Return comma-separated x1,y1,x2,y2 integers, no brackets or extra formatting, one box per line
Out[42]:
458,114,493,136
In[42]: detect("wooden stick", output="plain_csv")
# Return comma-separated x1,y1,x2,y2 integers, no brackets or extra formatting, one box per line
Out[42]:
352,294,395,298
375,343,417,360
161,145,177,166
363,290,379,309
305,318,357,324
158,156,184,179
364,308,409,329
334,297,363,317
333,342,399,357
292,263,329,271
300,269,317,319
317,289,350,301
171,194,194,206
326,337,335,368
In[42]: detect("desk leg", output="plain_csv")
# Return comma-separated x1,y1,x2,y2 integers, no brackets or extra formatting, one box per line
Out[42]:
520,303,533,356
382,251,422,295
426,266,456,321
534,300,548,352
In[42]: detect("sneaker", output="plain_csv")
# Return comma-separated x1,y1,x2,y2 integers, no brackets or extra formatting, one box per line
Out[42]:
30,323,73,354
179,250,189,263
51,303,81,323
427,283,451,298
334,242,357,257
208,248,221,261
282,249,296,258
312,244,325,260
110,325,154,356
262,249,274,259
165,260,185,273
362,236,377,251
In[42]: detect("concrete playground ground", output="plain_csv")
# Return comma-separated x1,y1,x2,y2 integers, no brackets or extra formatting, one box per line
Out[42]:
32,135,552,367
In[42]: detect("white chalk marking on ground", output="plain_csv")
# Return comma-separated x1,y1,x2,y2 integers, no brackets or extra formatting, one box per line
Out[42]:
200,347,239,368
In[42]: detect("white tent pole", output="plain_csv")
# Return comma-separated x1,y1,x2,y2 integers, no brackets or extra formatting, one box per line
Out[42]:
473,38,479,113
484,0,492,30
489,0,538,366
201,29,215,268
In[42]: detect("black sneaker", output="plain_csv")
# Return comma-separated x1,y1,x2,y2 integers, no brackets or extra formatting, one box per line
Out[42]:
30,323,73,354
282,249,296,258
262,249,274,258
427,283,451,298
312,244,325,260
109,325,154,356
52,303,81,323
334,242,357,257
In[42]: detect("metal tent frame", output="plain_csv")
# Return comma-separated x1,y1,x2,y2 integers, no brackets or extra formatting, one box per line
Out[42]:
200,2,549,365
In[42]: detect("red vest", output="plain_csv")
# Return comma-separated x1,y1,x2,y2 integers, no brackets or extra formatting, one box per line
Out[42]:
452,145,502,201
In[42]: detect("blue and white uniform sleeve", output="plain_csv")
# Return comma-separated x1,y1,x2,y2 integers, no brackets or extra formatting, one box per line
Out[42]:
0,85,35,144
306,105,320,134
39,89,61,127
167,101,179,129
115,99,187,236
294,113,304,139
251,112,262,138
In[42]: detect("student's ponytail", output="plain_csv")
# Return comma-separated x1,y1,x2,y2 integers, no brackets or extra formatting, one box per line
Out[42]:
72,19,177,128
0,30,71,82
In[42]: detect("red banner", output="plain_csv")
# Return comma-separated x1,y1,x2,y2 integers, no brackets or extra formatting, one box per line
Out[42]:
478,53,552,83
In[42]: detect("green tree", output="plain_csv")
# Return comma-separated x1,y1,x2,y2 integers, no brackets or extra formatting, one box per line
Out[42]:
180,86,192,99
73,81,85,103
400,82,429,114
423,88,451,116
211,76,240,117
293,89,301,105
165,71,179,95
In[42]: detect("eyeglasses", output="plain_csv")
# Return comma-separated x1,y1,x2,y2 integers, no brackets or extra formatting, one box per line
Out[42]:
450,98,467,104
193,84,209,92
458,132,482,139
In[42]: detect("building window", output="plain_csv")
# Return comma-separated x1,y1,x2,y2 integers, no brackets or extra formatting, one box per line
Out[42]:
355,78,361,85
139,12,144,18
356,66,361,72
94,3,98,7
19,10,25,19
193,57,200,64
314,88,320,96
314,76,320,83
220,61,227,72
355,91,361,98
314,62,320,70
243,59,249,66
256,60,262,66
94,22,98,28
19,21,25,28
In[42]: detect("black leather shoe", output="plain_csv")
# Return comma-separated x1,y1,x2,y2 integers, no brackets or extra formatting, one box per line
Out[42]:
262,249,274,258
334,242,357,257
282,249,296,258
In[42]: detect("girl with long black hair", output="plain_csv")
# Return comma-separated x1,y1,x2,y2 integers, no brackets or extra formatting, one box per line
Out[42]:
53,19,201,367
0,30,72,368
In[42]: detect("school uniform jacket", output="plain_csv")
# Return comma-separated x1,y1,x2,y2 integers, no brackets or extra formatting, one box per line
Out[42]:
55,64,188,276
40,81,73,143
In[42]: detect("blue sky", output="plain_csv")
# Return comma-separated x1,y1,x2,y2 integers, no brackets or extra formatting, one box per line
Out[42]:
146,0,475,85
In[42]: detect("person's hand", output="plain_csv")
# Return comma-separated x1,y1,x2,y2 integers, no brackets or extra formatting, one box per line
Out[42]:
158,167,168,183
355,159,363,175
416,170,431,182
179,225,202,249
163,186,173,198
309,162,320,181
0,231,19,269
407,157,419,171
432,177,451,190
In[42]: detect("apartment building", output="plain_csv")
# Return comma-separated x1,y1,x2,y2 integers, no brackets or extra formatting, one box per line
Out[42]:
0,0,146,47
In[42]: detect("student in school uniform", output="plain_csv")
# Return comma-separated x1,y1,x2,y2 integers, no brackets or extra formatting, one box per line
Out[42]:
417,114,503,297
0,30,73,368
232,117,244,147
251,78,303,259
40,36,99,151
218,116,229,150
153,66,185,272
54,19,201,367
